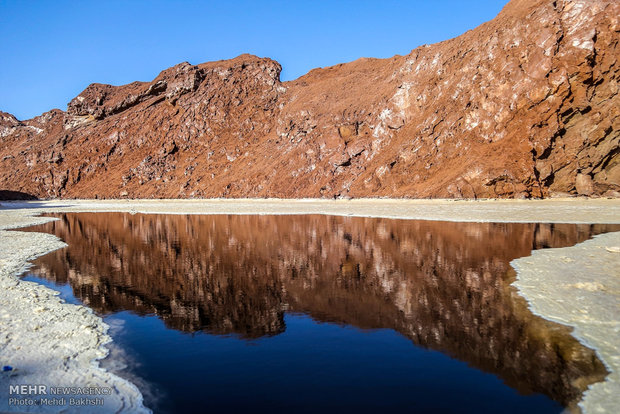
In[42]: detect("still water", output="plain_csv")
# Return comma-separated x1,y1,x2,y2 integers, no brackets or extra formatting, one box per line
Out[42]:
22,213,619,413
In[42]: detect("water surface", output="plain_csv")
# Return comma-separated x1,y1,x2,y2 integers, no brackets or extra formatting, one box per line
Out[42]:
23,214,620,413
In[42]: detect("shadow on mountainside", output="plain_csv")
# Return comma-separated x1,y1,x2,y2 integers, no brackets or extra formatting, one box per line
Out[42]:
0,190,39,201
0,191,73,210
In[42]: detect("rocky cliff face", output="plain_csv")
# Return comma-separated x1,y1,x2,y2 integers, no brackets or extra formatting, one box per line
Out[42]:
1,0,618,199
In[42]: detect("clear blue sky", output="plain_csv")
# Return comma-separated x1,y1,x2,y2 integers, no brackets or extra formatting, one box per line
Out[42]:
0,0,508,120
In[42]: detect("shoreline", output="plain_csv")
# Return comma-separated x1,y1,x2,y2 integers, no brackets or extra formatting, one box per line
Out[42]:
512,232,620,413
0,208,150,413
2,197,620,223
1,198,619,413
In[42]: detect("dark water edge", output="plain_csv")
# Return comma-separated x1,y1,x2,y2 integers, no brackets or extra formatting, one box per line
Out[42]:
20,214,620,413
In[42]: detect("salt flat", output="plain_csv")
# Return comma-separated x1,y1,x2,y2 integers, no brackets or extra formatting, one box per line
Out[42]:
2,197,620,223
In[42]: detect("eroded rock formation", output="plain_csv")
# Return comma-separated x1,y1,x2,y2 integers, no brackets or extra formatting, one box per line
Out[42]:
1,0,618,199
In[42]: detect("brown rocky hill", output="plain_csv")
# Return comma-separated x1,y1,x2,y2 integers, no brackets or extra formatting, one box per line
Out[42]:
1,0,618,199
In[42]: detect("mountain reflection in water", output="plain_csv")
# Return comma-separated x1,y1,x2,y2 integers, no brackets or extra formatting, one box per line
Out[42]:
25,213,620,409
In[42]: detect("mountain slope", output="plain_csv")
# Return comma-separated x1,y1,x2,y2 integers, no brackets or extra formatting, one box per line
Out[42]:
1,0,618,199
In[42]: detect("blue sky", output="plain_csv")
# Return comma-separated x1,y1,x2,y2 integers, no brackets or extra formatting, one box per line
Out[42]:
0,0,508,120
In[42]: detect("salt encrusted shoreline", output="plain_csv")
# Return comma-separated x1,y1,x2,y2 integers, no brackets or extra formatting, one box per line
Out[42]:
1,197,620,223
512,232,620,414
1,198,619,413
0,209,150,413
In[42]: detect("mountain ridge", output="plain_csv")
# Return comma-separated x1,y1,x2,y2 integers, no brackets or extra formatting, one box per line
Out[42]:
1,0,618,199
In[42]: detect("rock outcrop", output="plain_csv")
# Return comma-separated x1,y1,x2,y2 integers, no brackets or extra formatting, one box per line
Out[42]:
1,0,618,199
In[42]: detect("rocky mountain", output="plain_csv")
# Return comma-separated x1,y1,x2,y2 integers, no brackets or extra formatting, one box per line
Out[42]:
1,0,618,199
